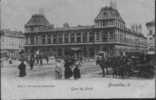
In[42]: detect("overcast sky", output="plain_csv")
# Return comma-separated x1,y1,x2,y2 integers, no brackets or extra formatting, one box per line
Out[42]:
1,0,155,34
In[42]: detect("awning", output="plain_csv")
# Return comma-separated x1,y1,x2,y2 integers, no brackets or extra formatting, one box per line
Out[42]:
70,47,81,51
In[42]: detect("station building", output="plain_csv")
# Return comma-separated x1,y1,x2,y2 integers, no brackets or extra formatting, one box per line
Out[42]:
24,5,147,58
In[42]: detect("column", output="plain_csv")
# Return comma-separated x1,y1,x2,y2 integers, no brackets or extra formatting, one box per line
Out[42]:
94,32,96,43
87,32,90,42
74,32,77,43
45,34,48,44
80,32,83,43
62,33,65,43
69,33,71,43
62,47,64,57
51,34,53,44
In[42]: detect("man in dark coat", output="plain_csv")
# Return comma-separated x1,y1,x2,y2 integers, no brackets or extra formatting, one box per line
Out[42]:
64,56,73,79
18,61,26,77
18,50,26,77
73,61,81,80
29,54,35,70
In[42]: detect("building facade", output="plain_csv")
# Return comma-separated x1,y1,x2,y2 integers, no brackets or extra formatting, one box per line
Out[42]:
24,6,147,58
0,29,25,58
146,20,155,55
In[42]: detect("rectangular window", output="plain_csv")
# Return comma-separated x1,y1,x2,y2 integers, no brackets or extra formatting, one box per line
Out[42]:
53,34,57,44
77,33,81,43
71,33,75,43
30,36,34,44
102,32,108,42
89,32,94,42
58,34,63,44
64,33,69,43
83,33,87,43
47,34,51,44
96,32,100,40
42,35,45,44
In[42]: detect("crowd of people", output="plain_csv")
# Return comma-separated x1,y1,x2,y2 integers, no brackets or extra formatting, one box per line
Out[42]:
17,50,81,80
16,50,155,79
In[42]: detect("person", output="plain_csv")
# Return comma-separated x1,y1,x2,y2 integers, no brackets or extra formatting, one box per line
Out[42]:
64,56,73,79
29,54,35,70
98,55,107,77
45,55,49,64
54,59,63,80
39,54,43,65
9,58,12,64
73,61,81,80
18,61,26,77
18,50,26,77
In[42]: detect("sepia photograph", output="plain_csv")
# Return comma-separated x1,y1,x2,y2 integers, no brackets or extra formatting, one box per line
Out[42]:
0,0,155,99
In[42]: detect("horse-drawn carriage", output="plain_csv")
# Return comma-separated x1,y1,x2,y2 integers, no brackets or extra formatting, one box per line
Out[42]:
96,51,155,78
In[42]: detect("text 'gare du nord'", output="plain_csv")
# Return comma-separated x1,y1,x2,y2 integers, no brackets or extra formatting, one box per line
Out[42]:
24,5,147,58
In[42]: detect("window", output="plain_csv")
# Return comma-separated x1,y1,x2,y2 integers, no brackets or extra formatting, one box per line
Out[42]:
149,37,153,40
64,33,69,43
96,32,100,40
71,33,75,43
89,32,95,42
58,34,63,43
83,33,87,43
42,35,45,44
53,34,57,44
30,36,34,44
102,32,108,42
149,30,153,35
47,34,51,44
109,32,114,40
76,33,81,43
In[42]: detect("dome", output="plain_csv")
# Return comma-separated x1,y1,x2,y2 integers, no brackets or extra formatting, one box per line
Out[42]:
25,14,50,27
95,6,125,24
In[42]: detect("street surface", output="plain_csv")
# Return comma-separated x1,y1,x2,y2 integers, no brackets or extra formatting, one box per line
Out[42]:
1,59,155,99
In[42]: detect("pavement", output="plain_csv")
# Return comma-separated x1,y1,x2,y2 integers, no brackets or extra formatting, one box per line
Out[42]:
1,60,155,99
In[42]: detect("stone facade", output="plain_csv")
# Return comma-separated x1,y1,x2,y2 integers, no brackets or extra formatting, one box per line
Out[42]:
146,20,155,54
0,29,25,58
24,6,147,58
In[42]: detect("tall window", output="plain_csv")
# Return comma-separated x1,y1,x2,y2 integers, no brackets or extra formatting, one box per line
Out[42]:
53,34,57,44
64,33,69,43
42,35,45,44
89,32,94,42
47,34,51,44
71,33,75,43
30,36,34,44
58,33,63,44
110,31,115,41
77,33,81,43
102,32,108,42
83,33,87,43
149,30,153,35
96,32,100,40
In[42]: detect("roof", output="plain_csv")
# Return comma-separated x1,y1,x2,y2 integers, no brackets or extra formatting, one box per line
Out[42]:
146,20,155,26
25,14,50,27
38,25,95,32
95,6,125,24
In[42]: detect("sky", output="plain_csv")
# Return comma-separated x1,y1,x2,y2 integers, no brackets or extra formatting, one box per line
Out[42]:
1,0,155,35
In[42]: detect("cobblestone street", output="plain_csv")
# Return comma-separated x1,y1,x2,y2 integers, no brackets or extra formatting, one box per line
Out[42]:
1,60,155,99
